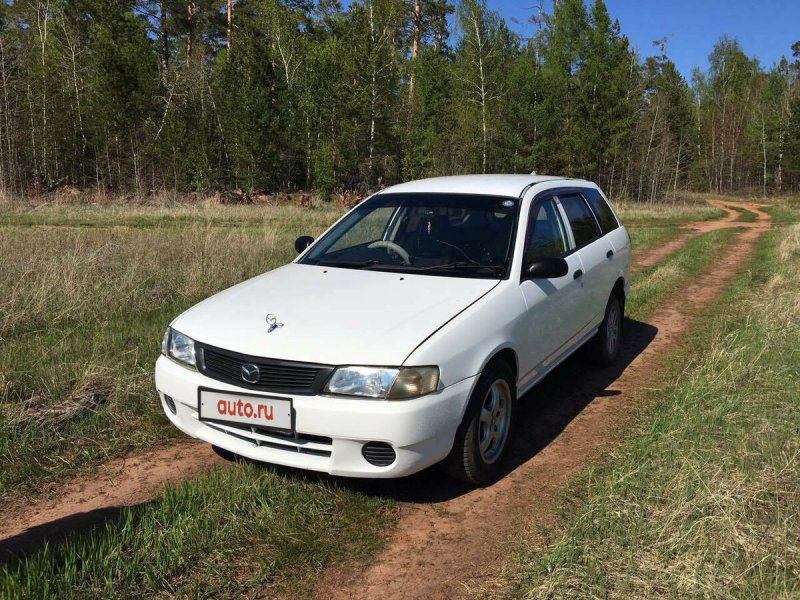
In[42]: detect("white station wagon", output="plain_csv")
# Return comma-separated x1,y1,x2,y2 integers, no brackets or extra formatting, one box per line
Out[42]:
155,175,631,483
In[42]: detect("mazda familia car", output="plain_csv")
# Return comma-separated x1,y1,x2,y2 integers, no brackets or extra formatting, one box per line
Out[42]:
155,175,631,483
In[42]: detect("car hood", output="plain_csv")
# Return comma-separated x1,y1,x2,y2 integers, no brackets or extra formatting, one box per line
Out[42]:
172,263,499,366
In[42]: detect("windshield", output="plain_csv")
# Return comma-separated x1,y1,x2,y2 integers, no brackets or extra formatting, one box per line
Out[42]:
300,193,519,278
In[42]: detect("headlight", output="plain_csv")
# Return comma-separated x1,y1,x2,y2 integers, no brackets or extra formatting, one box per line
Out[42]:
162,327,196,369
324,366,439,400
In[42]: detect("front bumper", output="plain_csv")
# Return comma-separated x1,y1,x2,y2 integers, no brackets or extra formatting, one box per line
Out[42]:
154,355,476,478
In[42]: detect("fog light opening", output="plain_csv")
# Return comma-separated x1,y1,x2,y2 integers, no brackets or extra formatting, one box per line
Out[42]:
362,441,396,467
164,394,177,415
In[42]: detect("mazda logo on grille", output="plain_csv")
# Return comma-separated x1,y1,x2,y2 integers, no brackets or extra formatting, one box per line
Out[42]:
240,363,261,384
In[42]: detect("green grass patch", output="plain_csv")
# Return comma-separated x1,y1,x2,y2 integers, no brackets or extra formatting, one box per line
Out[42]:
626,228,735,320
491,222,800,598
0,463,393,598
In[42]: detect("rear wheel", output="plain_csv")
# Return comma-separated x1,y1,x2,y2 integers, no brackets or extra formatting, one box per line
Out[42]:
589,291,624,366
442,361,515,485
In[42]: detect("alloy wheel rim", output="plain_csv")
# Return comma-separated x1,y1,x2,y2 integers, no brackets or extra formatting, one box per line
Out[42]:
478,379,512,464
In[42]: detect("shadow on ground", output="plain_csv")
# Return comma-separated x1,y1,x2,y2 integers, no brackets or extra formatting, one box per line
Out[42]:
0,506,125,565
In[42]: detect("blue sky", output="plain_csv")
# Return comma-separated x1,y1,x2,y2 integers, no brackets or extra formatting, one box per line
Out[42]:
493,0,799,78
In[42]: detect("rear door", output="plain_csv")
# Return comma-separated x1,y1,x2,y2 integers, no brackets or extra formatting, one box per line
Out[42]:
517,195,585,388
555,192,614,328
582,187,629,285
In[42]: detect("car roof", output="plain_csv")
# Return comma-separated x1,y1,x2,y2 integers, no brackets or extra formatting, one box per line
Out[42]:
379,174,594,198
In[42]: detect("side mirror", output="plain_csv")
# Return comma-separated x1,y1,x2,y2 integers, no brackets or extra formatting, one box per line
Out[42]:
525,256,568,279
295,235,314,253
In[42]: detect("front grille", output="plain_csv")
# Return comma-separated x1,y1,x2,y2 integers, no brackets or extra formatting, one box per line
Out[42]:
362,441,397,467
198,343,333,395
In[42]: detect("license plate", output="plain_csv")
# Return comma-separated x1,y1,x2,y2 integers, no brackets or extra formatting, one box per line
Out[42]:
198,388,293,433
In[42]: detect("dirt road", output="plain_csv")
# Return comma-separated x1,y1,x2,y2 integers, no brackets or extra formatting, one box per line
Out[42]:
632,199,769,272
0,200,771,588
318,200,771,600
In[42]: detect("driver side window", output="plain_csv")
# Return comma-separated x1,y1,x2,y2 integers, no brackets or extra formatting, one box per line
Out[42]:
524,199,569,262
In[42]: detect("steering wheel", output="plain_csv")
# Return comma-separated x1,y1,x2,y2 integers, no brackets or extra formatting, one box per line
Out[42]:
368,240,412,265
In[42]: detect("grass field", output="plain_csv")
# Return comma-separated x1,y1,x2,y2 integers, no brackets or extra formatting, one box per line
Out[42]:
487,225,800,597
0,205,341,496
0,197,757,597
0,198,719,499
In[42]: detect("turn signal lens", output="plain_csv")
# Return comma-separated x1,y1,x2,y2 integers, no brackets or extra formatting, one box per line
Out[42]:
387,367,439,400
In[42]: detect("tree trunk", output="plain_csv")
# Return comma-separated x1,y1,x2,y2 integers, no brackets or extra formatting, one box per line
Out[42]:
673,135,682,197
227,0,233,59
160,0,169,82
187,2,196,67
0,38,10,193
639,102,658,202
36,0,50,184
367,1,377,175
471,13,488,174
409,0,421,99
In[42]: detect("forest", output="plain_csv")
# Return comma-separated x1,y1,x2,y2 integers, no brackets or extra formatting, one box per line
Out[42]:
0,0,798,200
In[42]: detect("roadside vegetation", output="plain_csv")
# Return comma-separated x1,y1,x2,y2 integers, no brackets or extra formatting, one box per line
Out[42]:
487,220,800,597
614,195,723,225
0,204,341,496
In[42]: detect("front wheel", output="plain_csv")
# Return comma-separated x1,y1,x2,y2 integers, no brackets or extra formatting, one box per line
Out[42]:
442,361,515,485
589,292,624,366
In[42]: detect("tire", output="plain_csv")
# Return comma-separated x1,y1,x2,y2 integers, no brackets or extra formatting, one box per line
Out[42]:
442,361,516,485
589,291,624,366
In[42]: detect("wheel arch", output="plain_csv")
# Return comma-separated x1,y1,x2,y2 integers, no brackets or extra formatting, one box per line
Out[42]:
480,347,518,389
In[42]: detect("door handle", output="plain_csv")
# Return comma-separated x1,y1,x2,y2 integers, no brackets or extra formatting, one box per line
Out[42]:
606,249,614,259
573,269,583,280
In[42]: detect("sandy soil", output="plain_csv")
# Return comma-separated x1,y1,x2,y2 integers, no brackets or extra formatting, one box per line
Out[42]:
0,200,771,587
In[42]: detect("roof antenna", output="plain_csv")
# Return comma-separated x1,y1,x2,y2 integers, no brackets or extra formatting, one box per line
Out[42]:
530,170,537,175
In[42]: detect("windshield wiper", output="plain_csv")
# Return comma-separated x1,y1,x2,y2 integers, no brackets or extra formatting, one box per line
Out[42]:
316,259,382,269
419,262,505,274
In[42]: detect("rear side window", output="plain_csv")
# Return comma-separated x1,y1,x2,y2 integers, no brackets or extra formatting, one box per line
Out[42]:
558,194,600,248
582,188,619,233
525,199,569,261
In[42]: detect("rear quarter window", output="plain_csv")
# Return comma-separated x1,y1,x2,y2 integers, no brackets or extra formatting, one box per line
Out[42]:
582,188,619,234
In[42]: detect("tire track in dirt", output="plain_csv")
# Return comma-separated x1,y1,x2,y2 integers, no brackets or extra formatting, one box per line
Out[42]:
0,200,770,566
316,203,771,600
632,200,769,272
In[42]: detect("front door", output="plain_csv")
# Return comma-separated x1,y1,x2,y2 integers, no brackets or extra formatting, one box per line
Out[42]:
517,197,585,390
